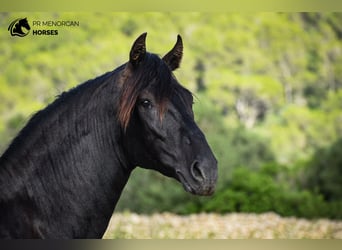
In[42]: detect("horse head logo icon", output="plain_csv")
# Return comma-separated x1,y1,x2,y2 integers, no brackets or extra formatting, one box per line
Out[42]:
8,18,31,37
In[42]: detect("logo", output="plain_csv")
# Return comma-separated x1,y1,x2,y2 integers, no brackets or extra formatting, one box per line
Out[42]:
8,18,31,37
7,17,80,37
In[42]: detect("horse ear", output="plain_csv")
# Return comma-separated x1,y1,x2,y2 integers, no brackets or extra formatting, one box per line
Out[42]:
129,32,147,67
163,35,183,71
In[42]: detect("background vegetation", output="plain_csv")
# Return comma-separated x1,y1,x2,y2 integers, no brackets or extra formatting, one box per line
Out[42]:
0,12,341,219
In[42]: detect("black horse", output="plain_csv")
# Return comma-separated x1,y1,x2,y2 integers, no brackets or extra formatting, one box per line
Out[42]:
0,33,217,238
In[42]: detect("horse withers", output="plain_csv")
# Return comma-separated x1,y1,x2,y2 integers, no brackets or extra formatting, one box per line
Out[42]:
0,33,218,238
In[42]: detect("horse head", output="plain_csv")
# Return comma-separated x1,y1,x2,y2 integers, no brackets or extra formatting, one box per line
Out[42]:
119,33,218,196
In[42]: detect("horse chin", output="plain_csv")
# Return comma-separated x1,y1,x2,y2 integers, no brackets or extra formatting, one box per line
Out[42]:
176,170,215,196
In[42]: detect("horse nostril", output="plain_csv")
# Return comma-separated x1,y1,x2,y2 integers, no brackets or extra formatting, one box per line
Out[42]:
191,160,206,182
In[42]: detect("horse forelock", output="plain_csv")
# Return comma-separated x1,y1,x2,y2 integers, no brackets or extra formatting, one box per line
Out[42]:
118,53,176,130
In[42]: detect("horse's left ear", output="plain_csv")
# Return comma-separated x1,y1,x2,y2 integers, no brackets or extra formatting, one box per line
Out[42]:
129,32,147,67
163,35,183,71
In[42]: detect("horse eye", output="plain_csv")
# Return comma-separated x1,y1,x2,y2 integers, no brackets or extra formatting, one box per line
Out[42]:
140,99,152,109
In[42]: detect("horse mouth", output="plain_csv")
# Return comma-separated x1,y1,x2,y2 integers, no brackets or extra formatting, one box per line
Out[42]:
176,170,215,196
176,170,194,193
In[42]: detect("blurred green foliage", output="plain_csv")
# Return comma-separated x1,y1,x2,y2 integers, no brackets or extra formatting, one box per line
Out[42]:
0,12,341,219
203,165,342,219
303,139,342,201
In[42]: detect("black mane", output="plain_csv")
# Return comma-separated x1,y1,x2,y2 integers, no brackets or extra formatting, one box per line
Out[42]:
0,67,122,165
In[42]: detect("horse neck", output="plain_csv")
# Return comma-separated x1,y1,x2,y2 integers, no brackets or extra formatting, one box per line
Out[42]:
0,72,132,237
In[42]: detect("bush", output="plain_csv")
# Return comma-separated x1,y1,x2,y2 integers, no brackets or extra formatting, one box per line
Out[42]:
202,165,342,219
303,138,342,201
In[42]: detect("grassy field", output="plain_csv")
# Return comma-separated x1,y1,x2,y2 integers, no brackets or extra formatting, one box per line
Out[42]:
103,212,342,239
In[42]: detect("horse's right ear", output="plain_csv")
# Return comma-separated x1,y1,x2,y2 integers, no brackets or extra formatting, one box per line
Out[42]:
129,32,147,68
